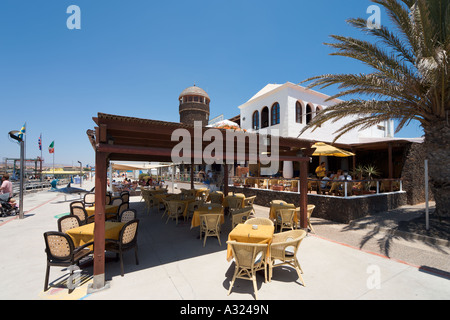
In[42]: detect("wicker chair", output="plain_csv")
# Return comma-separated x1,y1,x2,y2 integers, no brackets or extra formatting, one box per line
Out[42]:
231,206,253,229
57,215,81,233
83,193,96,207
244,195,256,214
227,241,268,300
244,217,274,226
105,194,111,205
276,208,295,232
165,201,184,225
120,191,130,203
105,219,139,277
108,202,129,222
43,231,93,292
200,214,222,247
186,200,204,221
227,196,243,217
70,206,90,225
209,193,224,204
119,209,137,223
111,197,123,206
69,200,85,210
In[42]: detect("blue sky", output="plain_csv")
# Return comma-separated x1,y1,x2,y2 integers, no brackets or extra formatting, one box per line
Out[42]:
0,0,424,167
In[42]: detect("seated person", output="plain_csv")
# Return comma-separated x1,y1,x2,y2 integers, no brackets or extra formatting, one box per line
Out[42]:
339,171,352,181
320,174,331,190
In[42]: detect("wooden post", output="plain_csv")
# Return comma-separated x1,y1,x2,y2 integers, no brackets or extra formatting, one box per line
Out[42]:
91,151,108,291
388,143,393,191
190,164,194,189
224,164,229,196
299,158,308,229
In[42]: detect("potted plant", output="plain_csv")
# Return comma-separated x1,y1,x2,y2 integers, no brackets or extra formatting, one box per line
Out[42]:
233,177,243,186
362,165,380,194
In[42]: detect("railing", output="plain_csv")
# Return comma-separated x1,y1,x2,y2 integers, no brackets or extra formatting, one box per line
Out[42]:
229,176,404,198
10,179,70,197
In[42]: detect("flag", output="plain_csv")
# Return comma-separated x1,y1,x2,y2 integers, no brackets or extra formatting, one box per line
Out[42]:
18,123,26,140
49,141,55,154
38,134,42,151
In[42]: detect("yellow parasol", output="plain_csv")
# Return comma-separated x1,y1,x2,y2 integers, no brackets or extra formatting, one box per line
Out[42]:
311,142,355,157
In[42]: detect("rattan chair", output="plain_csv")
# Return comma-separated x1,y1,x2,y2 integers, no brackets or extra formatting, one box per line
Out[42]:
186,200,204,221
83,192,96,207
209,193,223,204
120,191,130,203
108,202,129,222
119,209,137,223
105,219,139,277
244,195,256,214
227,241,268,300
231,206,253,229
69,200,85,210
70,206,90,225
227,196,243,217
57,215,81,233
105,194,111,205
276,208,295,232
244,217,274,226
200,213,222,247
165,201,184,225
111,197,123,206
43,231,93,292
269,229,307,286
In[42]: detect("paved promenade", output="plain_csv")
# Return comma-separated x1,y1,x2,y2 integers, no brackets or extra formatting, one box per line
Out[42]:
0,181,449,300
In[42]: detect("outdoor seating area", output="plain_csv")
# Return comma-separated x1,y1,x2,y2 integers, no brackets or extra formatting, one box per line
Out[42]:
42,184,317,299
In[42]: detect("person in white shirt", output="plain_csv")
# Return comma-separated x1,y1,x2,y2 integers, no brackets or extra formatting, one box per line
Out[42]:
339,171,352,181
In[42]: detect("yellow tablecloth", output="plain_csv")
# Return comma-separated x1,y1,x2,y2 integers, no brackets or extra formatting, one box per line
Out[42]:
85,205,119,220
66,222,124,248
226,224,274,261
269,202,297,224
191,206,224,228
223,194,246,208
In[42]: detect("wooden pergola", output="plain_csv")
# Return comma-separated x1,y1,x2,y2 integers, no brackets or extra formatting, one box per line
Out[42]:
87,112,314,290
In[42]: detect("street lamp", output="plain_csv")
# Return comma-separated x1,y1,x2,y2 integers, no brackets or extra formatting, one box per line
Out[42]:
77,161,82,188
8,130,24,219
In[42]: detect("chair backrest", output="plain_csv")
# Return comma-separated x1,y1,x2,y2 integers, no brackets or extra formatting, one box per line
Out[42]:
209,193,223,204
70,206,88,225
227,241,268,269
200,213,221,229
231,207,252,228
120,192,130,203
44,231,75,262
119,209,137,223
57,215,81,233
167,201,183,214
278,208,295,223
271,229,307,258
119,219,139,246
244,217,274,226
83,193,96,206
105,194,112,205
70,200,84,210
244,195,256,206
227,197,243,209
111,198,123,206
188,200,203,212
118,202,130,215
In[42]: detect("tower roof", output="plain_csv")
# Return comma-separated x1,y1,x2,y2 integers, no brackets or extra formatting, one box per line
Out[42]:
179,85,210,100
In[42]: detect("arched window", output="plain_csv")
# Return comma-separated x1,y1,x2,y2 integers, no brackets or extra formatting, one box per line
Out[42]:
271,102,280,125
252,110,259,130
296,101,303,123
306,104,313,124
261,107,269,128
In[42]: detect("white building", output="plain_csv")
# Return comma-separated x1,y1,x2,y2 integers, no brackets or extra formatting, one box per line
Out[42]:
238,82,394,144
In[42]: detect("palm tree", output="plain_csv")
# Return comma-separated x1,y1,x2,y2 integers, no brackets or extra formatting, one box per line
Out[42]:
299,0,450,218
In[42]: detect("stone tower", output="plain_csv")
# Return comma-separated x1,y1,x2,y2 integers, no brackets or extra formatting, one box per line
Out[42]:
179,85,210,126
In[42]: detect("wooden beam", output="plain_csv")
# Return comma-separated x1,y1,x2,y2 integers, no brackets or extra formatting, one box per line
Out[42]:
92,151,108,290
299,158,309,229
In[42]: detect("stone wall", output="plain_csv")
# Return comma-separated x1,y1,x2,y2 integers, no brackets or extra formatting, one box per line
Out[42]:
229,186,407,224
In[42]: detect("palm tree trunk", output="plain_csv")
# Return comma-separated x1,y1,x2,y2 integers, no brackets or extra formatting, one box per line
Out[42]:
424,121,450,218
